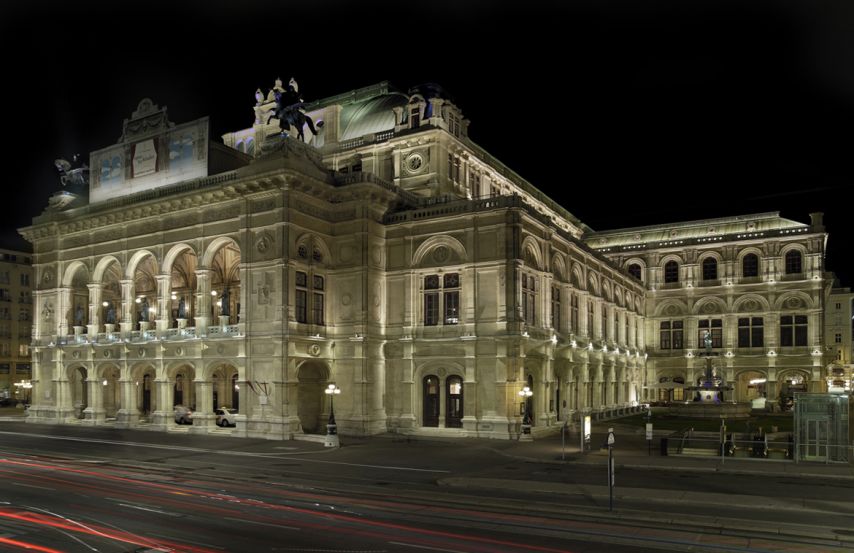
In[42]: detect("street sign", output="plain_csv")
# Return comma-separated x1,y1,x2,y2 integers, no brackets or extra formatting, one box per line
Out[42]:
645,423,653,440
607,429,616,446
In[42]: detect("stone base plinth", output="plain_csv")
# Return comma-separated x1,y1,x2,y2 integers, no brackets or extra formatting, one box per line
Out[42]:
670,402,752,419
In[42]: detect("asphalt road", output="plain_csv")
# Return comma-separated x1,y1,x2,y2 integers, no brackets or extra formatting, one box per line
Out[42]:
0,422,851,553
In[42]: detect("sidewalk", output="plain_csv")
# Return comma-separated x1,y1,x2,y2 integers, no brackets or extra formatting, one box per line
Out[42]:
495,420,854,480
0,405,29,421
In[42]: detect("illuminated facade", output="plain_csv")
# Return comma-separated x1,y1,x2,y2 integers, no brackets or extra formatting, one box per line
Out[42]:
21,80,838,439
588,213,831,411
0,248,33,401
825,286,853,393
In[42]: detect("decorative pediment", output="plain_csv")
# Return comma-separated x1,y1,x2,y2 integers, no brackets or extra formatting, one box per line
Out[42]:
119,98,175,142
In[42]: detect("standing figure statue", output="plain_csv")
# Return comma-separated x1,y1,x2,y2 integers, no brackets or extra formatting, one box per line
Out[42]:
703,330,713,352
221,287,230,317
140,297,150,322
266,77,323,142
105,303,116,325
177,296,187,319
74,304,85,326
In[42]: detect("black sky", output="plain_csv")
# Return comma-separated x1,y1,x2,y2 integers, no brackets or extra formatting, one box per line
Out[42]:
2,1,852,284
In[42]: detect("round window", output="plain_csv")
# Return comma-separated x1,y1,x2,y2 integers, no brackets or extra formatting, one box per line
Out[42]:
406,153,423,173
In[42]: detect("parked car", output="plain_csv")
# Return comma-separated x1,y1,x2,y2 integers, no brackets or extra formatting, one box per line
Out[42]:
174,405,193,425
0,397,13,407
215,407,237,427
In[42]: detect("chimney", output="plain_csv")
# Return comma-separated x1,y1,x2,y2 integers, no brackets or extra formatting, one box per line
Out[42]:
809,212,825,231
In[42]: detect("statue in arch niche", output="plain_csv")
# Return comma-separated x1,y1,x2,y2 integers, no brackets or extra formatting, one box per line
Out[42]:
221,288,230,317
74,304,85,326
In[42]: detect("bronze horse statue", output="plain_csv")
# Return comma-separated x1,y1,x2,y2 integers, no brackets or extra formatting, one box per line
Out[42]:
267,89,322,142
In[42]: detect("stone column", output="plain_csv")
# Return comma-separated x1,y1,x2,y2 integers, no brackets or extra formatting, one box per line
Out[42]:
83,377,105,424
119,279,135,335
115,378,135,428
194,269,211,331
87,284,103,334
578,292,590,339
57,287,72,338
192,380,215,431
156,275,171,332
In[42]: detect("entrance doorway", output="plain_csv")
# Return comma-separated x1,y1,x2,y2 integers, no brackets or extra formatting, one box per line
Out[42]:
445,376,463,428
423,375,439,427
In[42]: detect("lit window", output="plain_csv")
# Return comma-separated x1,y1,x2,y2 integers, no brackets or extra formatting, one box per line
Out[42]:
423,273,460,326
698,319,723,348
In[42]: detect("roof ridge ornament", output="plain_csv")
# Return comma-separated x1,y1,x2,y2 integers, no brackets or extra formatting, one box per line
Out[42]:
118,98,175,143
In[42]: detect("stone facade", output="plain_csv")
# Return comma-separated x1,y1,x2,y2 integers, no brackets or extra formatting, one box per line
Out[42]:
20,81,840,439
0,249,33,399
588,212,831,411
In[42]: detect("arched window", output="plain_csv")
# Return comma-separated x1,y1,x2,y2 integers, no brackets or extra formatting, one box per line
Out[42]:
785,251,803,274
628,264,642,281
702,258,717,281
742,253,759,278
664,261,679,283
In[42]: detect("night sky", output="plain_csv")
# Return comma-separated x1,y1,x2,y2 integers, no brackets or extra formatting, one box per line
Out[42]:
2,1,852,285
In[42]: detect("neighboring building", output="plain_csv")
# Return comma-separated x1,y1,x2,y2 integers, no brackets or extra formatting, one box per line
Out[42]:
825,284,853,393
0,248,33,401
588,213,830,412
19,80,840,440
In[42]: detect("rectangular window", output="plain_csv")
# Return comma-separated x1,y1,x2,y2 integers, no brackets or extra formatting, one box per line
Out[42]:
698,319,723,348
738,317,764,348
295,271,324,325
551,286,561,331
424,273,460,326
312,293,324,326
444,291,459,324
295,290,307,323
601,304,608,340
660,321,671,349
836,333,843,343
570,294,579,333
660,320,683,350
522,275,536,325
780,315,808,347
587,301,594,337
424,293,439,326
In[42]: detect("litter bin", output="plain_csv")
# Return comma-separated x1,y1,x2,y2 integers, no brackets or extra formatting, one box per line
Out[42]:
660,437,669,456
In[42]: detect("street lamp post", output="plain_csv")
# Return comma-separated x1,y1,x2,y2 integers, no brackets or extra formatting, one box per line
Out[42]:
518,385,533,440
324,383,341,448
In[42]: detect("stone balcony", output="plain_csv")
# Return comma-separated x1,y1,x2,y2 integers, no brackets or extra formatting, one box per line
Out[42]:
34,323,244,348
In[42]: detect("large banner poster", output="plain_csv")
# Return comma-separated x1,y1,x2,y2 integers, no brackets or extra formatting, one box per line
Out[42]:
132,138,158,177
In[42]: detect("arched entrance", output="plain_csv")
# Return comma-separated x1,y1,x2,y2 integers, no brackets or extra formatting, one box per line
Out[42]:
211,365,239,412
736,370,767,408
423,375,439,427
69,366,88,419
168,247,198,327
209,242,241,324
297,362,328,434
778,370,808,412
171,366,196,410
101,366,120,419
131,254,159,330
66,265,90,331
445,376,463,428
141,372,154,414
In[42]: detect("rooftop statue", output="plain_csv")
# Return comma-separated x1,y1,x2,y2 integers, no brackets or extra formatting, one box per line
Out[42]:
54,154,89,188
267,77,323,142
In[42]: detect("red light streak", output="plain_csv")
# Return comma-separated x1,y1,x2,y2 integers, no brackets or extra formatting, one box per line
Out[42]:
0,536,66,553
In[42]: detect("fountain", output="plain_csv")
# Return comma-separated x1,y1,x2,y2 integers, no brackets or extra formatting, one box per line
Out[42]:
670,331,751,419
